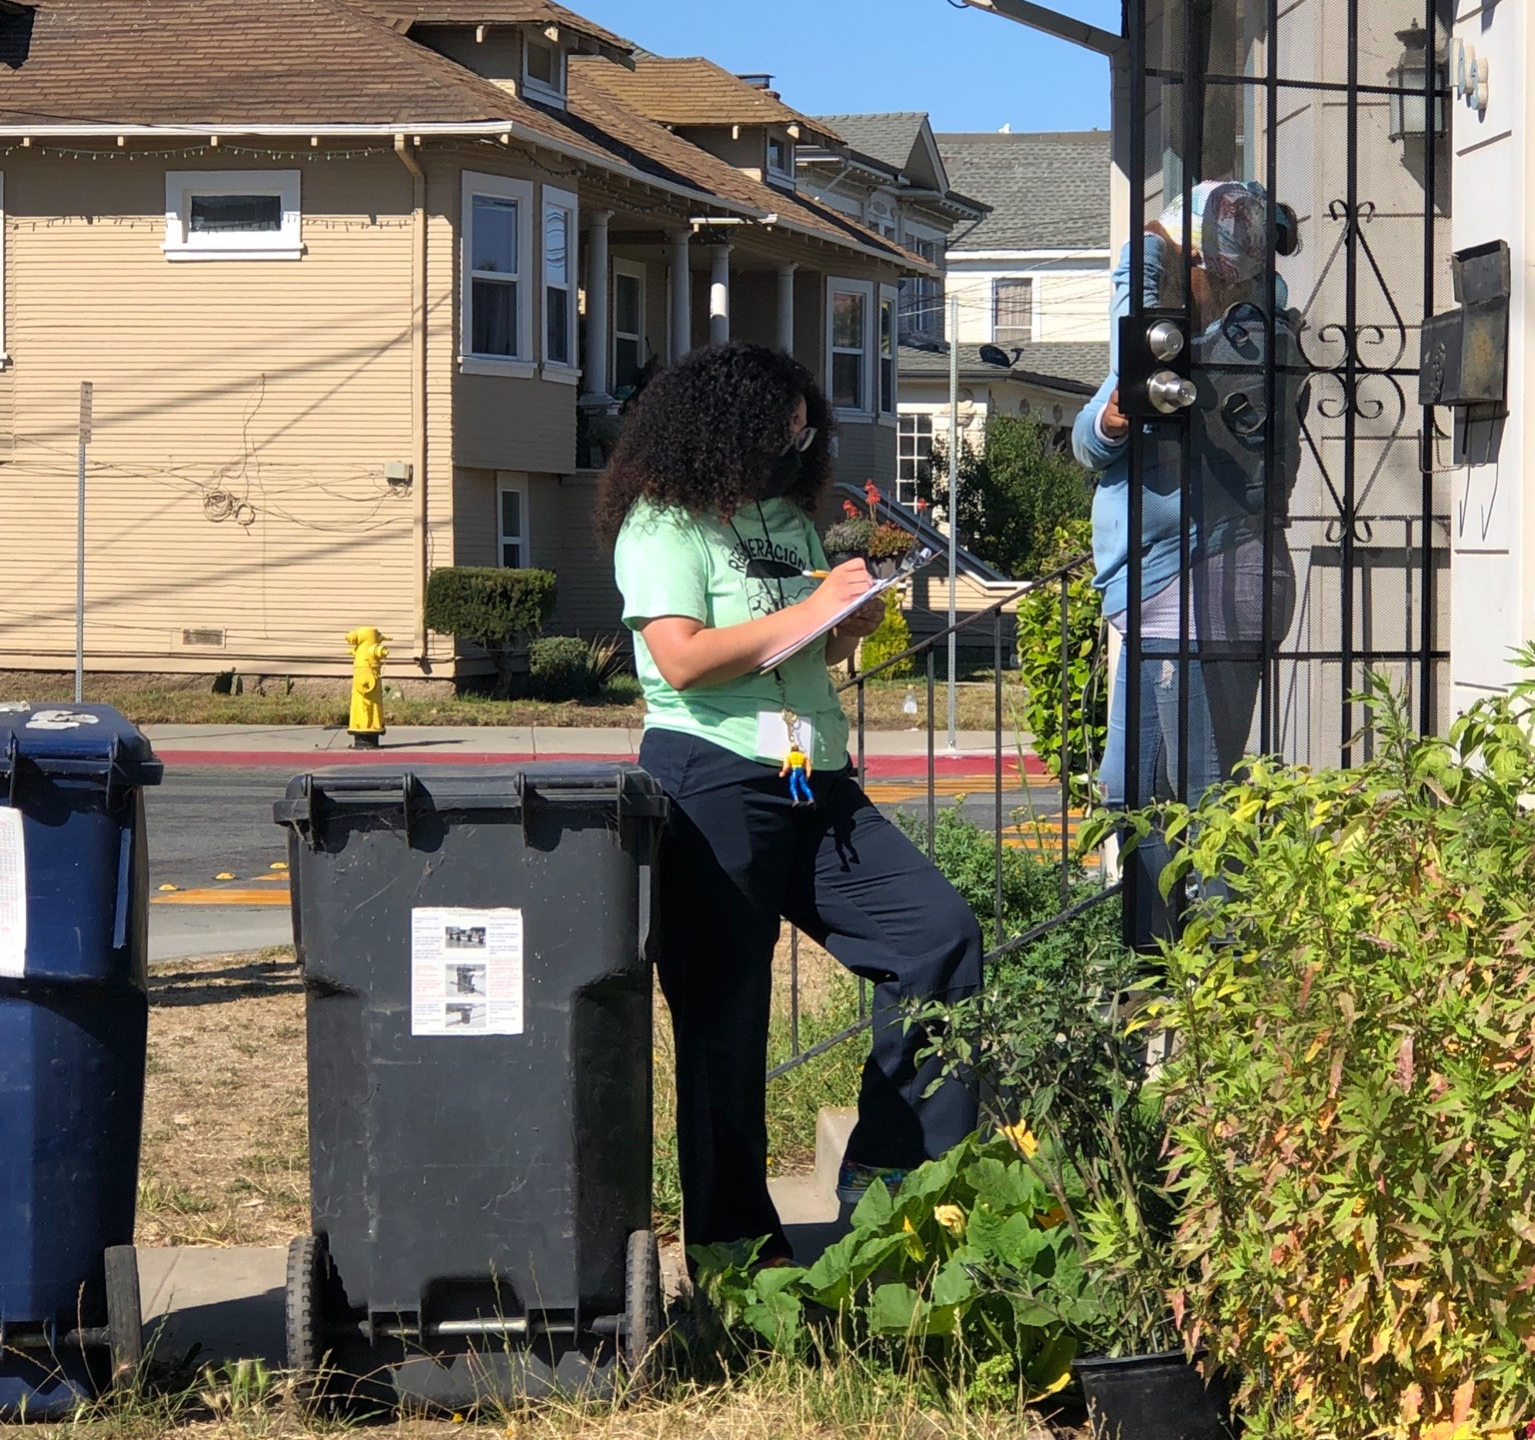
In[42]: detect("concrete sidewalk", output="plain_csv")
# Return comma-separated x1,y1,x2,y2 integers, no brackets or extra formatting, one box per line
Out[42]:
144,724,1040,777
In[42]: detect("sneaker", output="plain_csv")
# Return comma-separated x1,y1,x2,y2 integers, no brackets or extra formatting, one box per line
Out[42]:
835,1161,908,1206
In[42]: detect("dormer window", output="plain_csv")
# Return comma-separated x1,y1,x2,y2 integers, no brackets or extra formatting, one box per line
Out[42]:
523,34,565,105
766,133,795,183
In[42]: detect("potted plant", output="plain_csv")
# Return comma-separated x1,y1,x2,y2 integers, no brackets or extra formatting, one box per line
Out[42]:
925,916,1234,1440
822,500,875,568
824,481,916,576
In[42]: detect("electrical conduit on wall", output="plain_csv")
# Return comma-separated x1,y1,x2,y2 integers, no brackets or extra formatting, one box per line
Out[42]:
395,135,429,663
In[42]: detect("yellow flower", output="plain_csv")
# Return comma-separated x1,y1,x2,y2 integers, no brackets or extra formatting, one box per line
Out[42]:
902,1214,926,1261
1001,1120,1039,1158
933,1204,966,1234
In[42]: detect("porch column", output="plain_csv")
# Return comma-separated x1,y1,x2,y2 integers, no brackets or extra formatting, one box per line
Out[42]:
583,209,612,397
776,262,797,352
708,242,731,346
669,228,692,360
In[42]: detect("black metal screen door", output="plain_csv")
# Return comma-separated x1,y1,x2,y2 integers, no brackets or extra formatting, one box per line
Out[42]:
1116,0,1452,946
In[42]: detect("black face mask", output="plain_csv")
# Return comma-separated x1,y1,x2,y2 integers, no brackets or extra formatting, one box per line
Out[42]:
750,448,802,501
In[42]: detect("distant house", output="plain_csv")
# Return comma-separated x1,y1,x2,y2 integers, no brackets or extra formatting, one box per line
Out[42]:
0,0,928,682
895,131,1113,516
796,112,987,349
939,130,1114,348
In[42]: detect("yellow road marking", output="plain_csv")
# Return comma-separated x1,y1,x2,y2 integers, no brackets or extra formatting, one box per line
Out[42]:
153,888,290,907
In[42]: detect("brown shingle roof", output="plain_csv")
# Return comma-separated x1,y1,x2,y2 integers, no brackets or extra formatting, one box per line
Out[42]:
0,0,533,126
348,0,631,55
569,57,924,272
0,0,922,272
581,56,841,145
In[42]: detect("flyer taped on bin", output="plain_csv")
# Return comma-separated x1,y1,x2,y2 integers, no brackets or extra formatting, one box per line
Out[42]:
410,906,524,1036
757,546,939,673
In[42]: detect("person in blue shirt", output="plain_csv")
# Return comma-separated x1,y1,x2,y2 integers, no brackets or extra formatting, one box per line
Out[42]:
1076,181,1301,934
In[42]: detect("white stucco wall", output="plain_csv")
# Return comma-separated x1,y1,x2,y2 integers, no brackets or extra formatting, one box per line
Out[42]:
945,253,1112,344
1449,0,1529,708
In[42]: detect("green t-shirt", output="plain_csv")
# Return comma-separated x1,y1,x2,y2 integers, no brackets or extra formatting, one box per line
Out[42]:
614,497,850,771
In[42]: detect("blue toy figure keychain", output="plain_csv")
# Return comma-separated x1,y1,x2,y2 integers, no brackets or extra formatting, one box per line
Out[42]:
779,706,814,807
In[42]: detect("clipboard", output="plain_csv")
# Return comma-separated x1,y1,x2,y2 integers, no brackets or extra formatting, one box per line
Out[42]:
757,546,940,673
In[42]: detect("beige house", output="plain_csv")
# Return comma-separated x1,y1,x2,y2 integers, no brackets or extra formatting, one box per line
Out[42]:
0,0,928,682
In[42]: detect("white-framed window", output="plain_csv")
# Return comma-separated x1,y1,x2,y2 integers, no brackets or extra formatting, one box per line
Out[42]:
899,225,945,340
523,33,566,105
766,133,795,182
613,259,647,395
461,172,535,372
897,412,935,509
993,277,1035,345
827,277,874,415
878,284,898,417
163,170,302,261
542,184,577,371
496,474,530,568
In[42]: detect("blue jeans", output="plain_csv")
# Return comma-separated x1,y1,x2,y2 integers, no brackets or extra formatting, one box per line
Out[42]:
1100,638,1262,945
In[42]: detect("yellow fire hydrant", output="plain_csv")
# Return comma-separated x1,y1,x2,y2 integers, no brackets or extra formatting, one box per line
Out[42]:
346,626,389,748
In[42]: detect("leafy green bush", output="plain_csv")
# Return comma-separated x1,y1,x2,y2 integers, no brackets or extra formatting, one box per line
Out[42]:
1135,668,1535,1438
423,566,557,697
1014,525,1105,803
528,634,632,702
858,591,914,679
529,636,594,701
922,417,1092,580
691,1131,1088,1401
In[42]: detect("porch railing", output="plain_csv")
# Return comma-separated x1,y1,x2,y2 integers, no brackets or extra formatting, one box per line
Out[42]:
768,549,1119,1081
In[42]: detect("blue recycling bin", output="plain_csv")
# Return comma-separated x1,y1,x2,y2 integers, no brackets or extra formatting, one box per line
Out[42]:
0,704,163,1418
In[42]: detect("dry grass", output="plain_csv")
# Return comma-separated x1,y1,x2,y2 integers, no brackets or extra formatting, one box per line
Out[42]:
6,1366,1069,1440
137,938,858,1251
137,950,309,1248
0,670,1023,734
31,945,1075,1440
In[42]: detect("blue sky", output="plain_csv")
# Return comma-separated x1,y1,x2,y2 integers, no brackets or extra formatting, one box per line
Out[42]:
568,1,1119,135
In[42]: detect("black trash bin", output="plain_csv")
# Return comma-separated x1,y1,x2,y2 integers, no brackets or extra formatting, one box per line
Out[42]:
0,704,163,1417
275,765,666,1410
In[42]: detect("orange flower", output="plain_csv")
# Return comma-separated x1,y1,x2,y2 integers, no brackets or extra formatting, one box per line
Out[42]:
864,479,882,505
843,499,859,518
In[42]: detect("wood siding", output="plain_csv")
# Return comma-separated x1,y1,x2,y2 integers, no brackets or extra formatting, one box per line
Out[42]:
0,149,418,676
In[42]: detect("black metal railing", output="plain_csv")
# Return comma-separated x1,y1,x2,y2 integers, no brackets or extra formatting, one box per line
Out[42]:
769,549,1117,1080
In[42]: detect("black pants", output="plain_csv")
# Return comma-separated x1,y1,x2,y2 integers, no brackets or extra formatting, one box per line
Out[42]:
641,728,983,1261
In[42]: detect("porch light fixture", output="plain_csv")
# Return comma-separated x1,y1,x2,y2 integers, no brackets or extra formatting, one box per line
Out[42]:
1387,22,1448,141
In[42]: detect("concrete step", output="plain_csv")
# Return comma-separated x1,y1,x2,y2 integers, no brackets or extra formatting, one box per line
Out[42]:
768,1105,857,1265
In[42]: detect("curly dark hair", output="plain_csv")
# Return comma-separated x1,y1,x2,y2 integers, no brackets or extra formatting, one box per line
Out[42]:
594,343,835,543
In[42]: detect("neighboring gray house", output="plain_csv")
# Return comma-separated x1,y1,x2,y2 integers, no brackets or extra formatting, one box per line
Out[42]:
797,111,987,348
891,132,1113,510
939,130,1115,347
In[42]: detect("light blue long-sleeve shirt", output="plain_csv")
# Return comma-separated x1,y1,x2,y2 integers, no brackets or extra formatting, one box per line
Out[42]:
1073,234,1184,619
1074,237,1288,618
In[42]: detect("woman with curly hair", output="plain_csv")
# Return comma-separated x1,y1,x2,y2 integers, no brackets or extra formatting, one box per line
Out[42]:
601,343,982,1266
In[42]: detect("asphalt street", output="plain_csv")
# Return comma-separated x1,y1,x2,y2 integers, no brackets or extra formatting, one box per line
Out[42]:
144,764,1072,962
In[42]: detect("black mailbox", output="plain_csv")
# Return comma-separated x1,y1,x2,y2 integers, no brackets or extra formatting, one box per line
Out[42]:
1419,239,1510,408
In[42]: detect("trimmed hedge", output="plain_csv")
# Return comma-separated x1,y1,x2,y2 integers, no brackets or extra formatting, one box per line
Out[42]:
424,566,557,696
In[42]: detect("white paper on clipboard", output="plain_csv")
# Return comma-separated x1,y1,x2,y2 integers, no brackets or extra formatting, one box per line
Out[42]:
757,547,940,673
0,808,26,979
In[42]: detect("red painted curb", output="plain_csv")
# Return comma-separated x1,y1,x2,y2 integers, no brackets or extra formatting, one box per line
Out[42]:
155,747,1049,779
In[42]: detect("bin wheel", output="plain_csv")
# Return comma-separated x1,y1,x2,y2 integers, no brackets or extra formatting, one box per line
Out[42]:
103,1244,143,1385
622,1229,662,1391
285,1235,328,1379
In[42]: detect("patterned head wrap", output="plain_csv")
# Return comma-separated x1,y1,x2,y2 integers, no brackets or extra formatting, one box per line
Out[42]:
1158,180,1293,286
